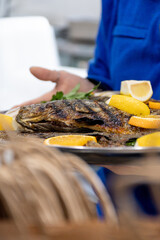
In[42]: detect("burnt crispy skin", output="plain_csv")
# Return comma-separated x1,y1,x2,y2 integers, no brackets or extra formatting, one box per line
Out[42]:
16,99,152,134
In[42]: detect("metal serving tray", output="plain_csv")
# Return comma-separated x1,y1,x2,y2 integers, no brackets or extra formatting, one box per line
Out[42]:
49,146,160,165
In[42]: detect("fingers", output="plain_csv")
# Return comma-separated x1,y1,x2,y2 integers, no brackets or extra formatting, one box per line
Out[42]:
30,66,59,82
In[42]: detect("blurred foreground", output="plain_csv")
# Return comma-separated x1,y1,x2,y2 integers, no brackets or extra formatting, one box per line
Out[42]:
0,135,160,239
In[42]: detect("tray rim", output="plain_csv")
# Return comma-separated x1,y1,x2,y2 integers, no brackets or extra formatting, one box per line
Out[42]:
48,145,160,155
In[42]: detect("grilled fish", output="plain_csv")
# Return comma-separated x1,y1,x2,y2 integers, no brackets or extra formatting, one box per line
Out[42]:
16,99,152,134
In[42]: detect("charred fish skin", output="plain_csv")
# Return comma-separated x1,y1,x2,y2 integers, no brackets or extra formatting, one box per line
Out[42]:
16,99,149,134
16,102,78,132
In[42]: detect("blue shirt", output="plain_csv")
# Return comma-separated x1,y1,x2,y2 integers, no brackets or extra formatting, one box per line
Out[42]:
88,0,160,215
88,0,160,100
97,168,158,216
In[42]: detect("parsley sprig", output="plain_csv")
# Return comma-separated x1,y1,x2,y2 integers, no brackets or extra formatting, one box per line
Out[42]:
125,138,137,146
42,83,100,103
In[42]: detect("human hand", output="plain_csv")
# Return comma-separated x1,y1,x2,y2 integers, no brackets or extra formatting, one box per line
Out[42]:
14,66,95,107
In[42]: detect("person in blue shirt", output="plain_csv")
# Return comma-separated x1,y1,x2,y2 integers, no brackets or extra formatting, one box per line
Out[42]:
88,0,160,100
17,0,160,215
19,0,160,107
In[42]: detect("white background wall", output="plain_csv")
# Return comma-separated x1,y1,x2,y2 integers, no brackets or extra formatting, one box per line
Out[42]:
0,0,101,110
0,0,101,26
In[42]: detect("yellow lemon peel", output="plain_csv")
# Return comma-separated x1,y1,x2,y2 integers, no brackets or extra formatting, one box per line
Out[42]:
107,95,150,116
0,114,15,131
136,132,160,147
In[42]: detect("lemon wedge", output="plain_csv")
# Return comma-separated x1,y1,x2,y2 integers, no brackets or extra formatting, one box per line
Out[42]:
44,135,97,147
120,80,153,102
136,132,160,147
149,101,160,109
128,115,160,129
107,95,150,116
0,114,15,131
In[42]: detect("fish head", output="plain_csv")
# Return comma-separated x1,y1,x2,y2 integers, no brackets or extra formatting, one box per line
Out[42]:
15,103,55,131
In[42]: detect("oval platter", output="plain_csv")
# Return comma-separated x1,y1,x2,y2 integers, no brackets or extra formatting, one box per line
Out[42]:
48,145,160,165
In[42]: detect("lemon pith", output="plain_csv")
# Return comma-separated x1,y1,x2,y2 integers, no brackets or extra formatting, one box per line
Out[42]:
130,82,150,98
120,80,137,95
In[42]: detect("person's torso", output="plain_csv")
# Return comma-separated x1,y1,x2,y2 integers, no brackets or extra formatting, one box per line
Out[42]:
110,0,160,99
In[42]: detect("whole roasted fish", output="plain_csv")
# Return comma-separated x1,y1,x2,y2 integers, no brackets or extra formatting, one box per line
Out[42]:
16,99,152,135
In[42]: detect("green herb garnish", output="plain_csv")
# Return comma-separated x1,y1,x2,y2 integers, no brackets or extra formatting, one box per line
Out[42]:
64,84,81,99
41,91,64,103
50,91,64,101
125,138,137,147
49,82,100,101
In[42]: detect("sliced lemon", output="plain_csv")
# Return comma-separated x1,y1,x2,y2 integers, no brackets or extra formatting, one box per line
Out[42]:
107,95,150,116
149,101,160,110
0,114,15,131
120,80,153,102
128,115,160,129
136,132,160,147
120,80,137,95
44,135,97,147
